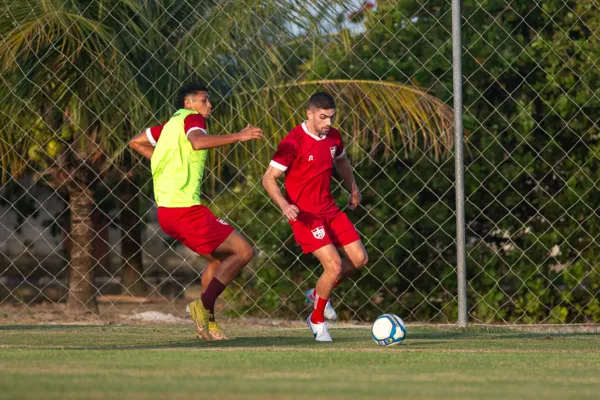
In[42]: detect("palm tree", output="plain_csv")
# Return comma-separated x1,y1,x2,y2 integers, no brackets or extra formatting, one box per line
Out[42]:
168,1,454,182
0,0,146,313
0,0,453,315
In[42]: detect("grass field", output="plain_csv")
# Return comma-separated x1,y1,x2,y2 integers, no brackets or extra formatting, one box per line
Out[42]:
0,324,598,399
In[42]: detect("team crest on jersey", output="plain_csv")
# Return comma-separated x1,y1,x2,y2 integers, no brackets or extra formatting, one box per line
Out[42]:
311,226,326,240
330,146,336,159
217,218,229,226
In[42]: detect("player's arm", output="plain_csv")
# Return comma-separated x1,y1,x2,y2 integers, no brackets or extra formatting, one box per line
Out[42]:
129,131,155,160
262,166,299,222
187,125,263,150
334,153,362,210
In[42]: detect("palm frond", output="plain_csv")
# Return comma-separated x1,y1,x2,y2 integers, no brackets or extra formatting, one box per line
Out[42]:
210,79,453,178
0,0,150,182
169,1,354,97
0,5,116,69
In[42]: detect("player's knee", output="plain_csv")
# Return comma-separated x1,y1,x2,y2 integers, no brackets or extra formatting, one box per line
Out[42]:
237,243,254,265
324,257,342,278
207,259,220,270
355,252,368,268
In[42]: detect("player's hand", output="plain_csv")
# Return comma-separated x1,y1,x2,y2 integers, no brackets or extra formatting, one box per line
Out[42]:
348,190,362,210
281,202,300,222
236,125,264,142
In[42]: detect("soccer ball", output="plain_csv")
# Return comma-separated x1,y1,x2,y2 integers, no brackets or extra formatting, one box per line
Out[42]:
371,314,406,346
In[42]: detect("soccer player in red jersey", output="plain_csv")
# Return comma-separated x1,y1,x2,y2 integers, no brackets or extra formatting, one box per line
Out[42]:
129,82,263,341
262,92,368,341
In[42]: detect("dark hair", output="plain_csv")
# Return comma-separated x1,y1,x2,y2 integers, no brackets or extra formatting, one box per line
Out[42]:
308,92,336,110
174,82,208,109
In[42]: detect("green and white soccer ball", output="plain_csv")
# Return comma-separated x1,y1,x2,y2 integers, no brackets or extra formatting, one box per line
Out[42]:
371,314,406,346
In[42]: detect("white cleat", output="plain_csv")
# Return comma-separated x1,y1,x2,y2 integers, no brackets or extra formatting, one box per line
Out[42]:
307,314,333,342
304,288,338,321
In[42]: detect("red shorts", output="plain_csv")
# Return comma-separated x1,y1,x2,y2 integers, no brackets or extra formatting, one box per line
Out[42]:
290,211,360,254
157,205,234,255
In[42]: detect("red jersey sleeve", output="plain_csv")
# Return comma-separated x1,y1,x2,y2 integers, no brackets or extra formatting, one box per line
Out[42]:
184,114,207,137
145,123,166,146
335,138,345,160
270,135,298,171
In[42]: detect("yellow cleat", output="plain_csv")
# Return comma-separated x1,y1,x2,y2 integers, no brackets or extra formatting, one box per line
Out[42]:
209,321,229,340
186,300,211,342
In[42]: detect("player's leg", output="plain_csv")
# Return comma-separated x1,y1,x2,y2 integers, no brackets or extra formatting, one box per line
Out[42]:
306,213,367,320
329,212,367,286
305,244,342,342
197,254,228,340
305,242,342,321
305,241,366,321
200,256,219,304
209,230,254,283
312,244,342,316
188,230,253,341
159,205,253,341
288,214,337,341
337,239,369,284
187,255,222,338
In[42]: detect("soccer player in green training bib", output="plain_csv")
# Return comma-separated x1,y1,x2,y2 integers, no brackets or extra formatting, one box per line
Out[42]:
129,82,263,341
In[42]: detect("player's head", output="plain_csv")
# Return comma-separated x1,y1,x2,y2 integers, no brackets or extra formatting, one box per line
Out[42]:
307,92,336,136
175,82,211,118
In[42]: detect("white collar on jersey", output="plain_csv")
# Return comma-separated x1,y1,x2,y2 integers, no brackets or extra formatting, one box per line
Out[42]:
302,121,327,141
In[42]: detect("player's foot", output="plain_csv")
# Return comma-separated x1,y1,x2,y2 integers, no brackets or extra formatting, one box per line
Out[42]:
307,314,333,342
186,300,211,342
305,288,337,321
209,321,229,340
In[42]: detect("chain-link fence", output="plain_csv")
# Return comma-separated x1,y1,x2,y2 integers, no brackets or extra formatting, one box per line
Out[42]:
1,0,598,326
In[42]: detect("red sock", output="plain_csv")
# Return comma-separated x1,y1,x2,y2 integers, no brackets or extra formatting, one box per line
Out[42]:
201,278,226,311
311,294,328,324
202,291,216,322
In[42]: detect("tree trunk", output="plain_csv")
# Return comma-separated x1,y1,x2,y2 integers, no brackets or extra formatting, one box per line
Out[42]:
58,190,72,262
119,178,145,295
67,187,98,313
92,210,110,274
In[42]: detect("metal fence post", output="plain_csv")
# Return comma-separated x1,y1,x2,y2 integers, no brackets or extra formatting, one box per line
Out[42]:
452,0,467,328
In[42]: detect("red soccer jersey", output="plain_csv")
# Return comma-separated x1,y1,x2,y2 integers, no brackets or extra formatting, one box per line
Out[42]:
144,113,207,146
270,121,346,217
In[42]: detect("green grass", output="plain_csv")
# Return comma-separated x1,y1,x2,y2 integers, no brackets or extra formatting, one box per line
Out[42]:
0,325,598,399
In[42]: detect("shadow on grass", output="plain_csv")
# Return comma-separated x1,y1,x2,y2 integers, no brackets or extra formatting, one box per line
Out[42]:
0,325,190,331
1,325,596,352
0,325,121,331
25,336,320,351
393,330,599,341
23,338,448,351
0,325,439,351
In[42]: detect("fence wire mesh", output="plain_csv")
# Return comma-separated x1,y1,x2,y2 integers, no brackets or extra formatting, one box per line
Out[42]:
0,0,598,325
